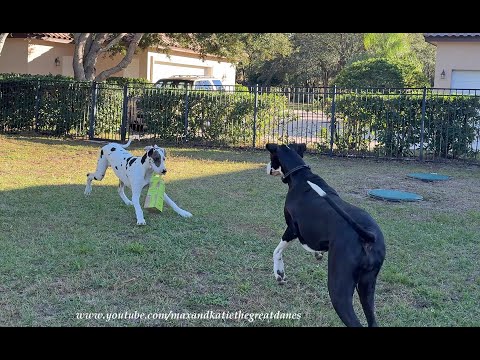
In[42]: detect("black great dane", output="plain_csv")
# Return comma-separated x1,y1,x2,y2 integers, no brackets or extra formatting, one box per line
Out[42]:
266,143,386,327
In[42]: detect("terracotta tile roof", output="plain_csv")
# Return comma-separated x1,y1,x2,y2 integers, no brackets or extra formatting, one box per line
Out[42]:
10,33,73,43
33,33,73,41
424,33,480,38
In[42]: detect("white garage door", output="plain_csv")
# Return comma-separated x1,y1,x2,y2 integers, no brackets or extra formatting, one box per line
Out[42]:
451,70,480,92
152,62,208,83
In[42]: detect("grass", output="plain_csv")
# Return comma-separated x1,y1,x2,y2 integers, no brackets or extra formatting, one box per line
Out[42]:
0,134,479,327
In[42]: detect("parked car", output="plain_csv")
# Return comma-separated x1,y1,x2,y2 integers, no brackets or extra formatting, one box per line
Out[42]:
154,75,225,91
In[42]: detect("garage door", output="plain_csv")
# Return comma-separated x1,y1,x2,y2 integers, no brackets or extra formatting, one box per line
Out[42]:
152,62,208,83
451,70,480,93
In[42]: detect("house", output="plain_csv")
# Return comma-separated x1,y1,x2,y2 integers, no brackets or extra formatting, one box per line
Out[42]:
0,33,236,84
424,33,480,90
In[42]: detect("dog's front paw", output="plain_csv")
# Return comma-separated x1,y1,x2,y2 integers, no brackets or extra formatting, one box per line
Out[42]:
84,187,92,195
124,200,133,206
136,219,147,226
314,251,324,261
275,270,287,285
179,210,193,218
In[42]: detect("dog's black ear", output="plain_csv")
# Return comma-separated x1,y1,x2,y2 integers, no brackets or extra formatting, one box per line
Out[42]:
148,148,154,156
298,143,307,157
266,143,278,153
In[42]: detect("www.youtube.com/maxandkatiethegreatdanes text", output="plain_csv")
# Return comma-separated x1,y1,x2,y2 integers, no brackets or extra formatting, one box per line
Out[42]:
75,310,302,323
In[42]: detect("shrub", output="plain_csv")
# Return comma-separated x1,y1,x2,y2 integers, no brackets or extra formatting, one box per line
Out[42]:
334,58,405,89
0,74,91,136
105,76,151,87
334,91,480,158
136,87,288,145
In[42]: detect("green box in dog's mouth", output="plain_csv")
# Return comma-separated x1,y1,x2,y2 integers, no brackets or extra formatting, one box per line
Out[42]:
144,174,165,212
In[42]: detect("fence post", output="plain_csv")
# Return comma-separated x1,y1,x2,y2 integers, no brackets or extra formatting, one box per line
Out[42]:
330,85,337,156
89,81,98,140
121,84,128,142
419,86,427,161
184,87,189,141
34,80,41,132
253,84,259,148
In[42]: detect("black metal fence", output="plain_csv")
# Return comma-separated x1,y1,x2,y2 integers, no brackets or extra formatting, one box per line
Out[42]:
1,79,480,162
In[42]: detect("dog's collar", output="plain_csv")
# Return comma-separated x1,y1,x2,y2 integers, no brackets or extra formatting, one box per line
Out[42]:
282,164,310,181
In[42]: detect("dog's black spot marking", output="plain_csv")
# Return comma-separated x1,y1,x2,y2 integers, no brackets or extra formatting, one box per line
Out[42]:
100,149,103,157
86,173,89,177
111,147,116,151
148,148,154,157
123,158,126,160
115,166,118,170
276,270,284,278
94,176,98,180
129,158,137,166
125,157,132,168
141,153,147,164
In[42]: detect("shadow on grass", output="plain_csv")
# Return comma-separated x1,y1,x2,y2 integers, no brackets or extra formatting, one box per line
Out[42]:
4,134,270,157
1,165,335,326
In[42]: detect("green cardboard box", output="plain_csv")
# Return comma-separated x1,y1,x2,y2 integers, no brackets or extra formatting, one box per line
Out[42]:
144,174,165,212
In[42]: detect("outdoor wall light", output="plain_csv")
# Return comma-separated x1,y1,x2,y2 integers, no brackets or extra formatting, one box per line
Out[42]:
54,57,60,67
440,69,446,79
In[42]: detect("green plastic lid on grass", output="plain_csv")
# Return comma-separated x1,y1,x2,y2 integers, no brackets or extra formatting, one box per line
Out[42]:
407,173,450,182
367,189,423,202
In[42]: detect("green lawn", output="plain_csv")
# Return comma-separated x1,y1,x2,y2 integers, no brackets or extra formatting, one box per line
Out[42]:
0,134,479,327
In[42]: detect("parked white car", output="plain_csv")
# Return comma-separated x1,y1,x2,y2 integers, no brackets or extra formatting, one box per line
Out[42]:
155,75,225,91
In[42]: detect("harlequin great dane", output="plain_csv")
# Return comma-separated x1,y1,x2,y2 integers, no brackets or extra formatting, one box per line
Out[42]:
84,139,192,225
266,143,386,327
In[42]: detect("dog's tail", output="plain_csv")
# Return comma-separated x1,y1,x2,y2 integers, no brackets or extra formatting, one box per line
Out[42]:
120,139,133,149
307,181,376,243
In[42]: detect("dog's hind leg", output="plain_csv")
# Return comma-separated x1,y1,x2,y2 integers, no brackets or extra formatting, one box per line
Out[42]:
328,265,363,327
357,269,380,327
163,193,192,218
84,149,109,195
118,181,133,206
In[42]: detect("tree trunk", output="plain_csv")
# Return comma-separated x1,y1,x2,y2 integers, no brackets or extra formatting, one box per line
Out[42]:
94,33,144,82
72,33,144,82
73,33,89,81
0,33,9,56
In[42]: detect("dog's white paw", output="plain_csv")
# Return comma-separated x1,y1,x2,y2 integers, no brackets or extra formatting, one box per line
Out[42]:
179,210,193,218
124,200,133,206
136,219,146,226
84,187,92,195
275,270,287,285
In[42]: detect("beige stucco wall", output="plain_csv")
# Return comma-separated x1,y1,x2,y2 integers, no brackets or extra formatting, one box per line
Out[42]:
0,38,29,74
0,38,74,76
0,38,236,85
147,49,236,85
432,41,480,88
0,38,145,79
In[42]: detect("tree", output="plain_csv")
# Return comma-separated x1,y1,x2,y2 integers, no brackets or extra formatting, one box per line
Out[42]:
236,33,293,85
72,33,250,83
364,33,410,59
406,33,436,86
289,33,366,87
0,33,9,56
73,33,144,82
362,33,436,86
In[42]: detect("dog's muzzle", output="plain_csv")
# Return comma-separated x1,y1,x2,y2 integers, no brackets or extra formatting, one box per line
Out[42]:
266,162,283,176
150,161,166,175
